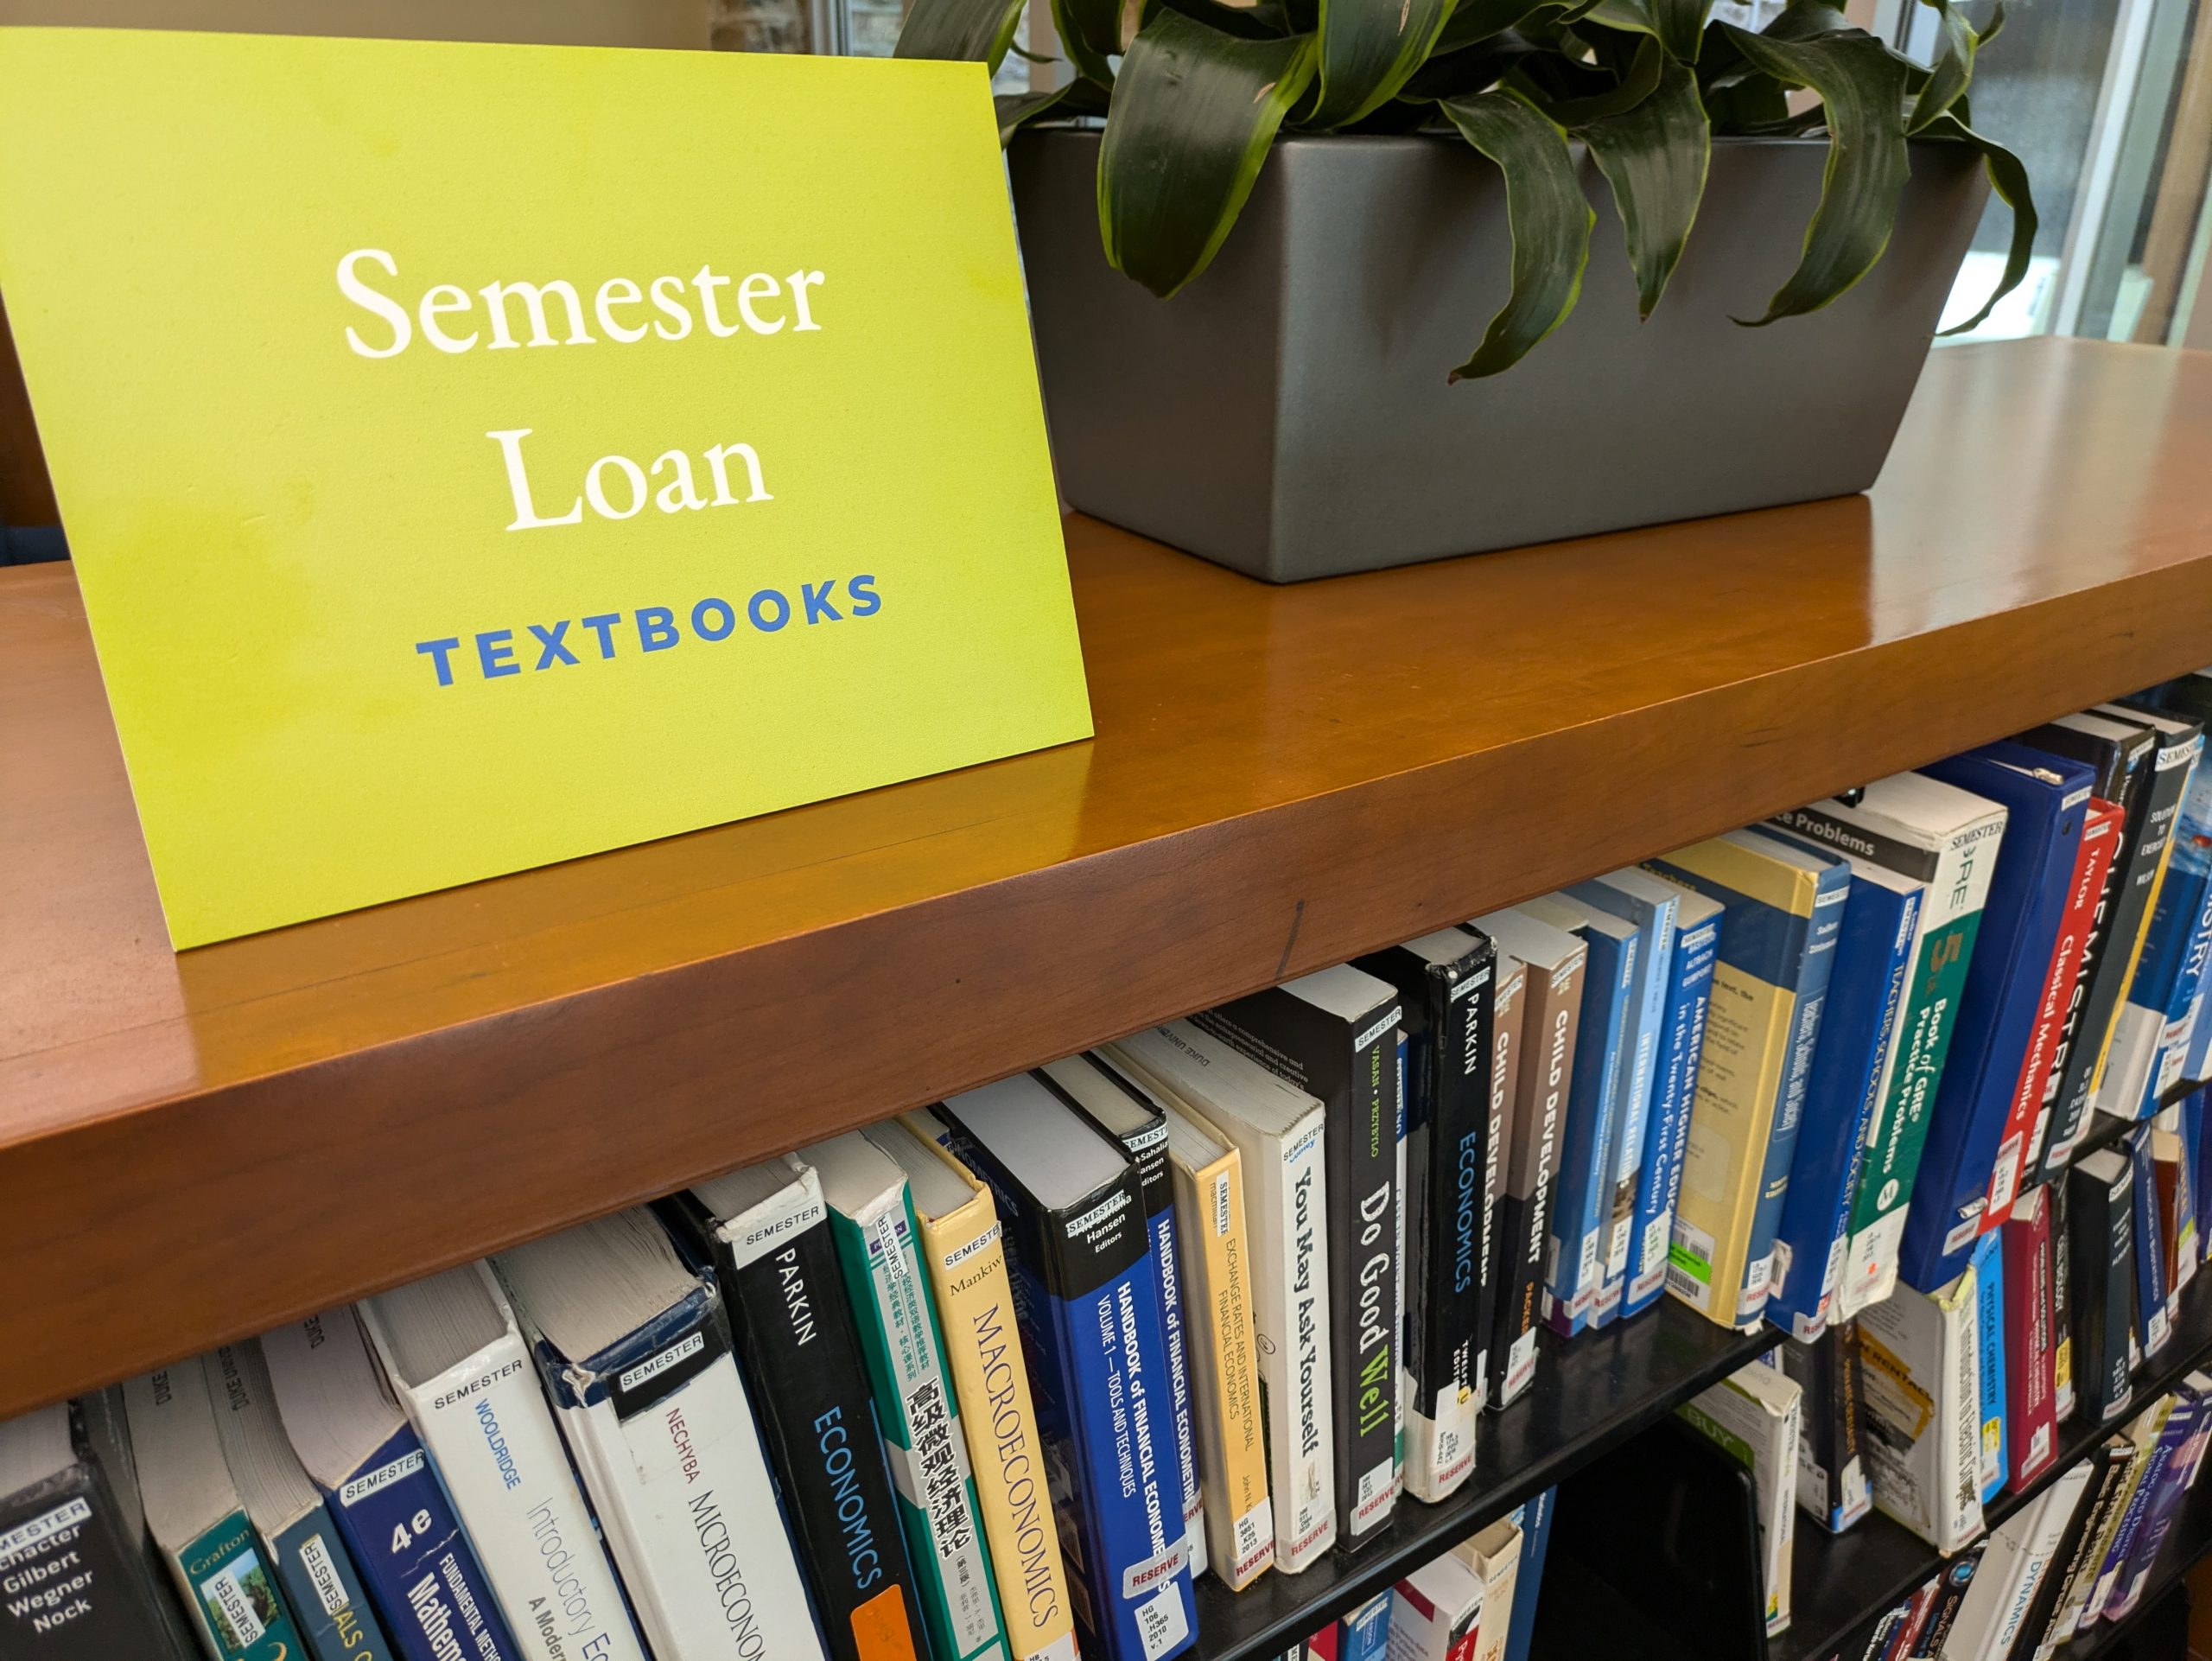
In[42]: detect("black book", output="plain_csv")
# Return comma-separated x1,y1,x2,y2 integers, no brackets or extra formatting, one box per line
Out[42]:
1918,1543,1985,1660
2129,1125,2171,1358
1193,964,1405,1543
2014,713,2158,1182
1352,925,1497,1505
2022,1435,2133,1658
1778,1321,1871,1534
0,1391,194,1660
2069,1147,2139,1428
665,1159,926,1661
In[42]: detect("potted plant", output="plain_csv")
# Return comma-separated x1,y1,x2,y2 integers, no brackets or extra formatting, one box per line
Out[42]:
898,0,2032,582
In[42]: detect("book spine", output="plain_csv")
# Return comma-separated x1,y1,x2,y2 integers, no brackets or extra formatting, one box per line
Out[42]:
2130,1128,2172,1356
1500,1491,1553,1661
321,1426,521,1661
1338,1589,1392,1661
1582,893,1675,1329
1264,1121,1336,1569
1972,1232,2006,1505
0,1467,189,1660
2091,738,2203,1115
1477,963,1529,1404
2070,1159,2138,1427
2145,792,2212,1111
1119,1116,1207,1582
1542,928,1631,1338
1624,920,1717,1319
2086,1403,2186,1626
2030,1443,2133,1661
828,1197,1009,1661
270,1506,394,1661
162,1511,308,1661
2001,1193,2058,1488
1491,961,1568,1409
1165,1149,1274,1590
1337,1011,1402,1537
1991,1467,2094,1661
2110,1397,2212,1620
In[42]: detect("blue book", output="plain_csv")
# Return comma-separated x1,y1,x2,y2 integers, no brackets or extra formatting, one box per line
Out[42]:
1337,1589,1392,1661
2130,1124,2172,1359
1621,888,1723,1320
257,1311,524,1661
2121,758,2212,1116
1501,1486,1556,1661
1567,869,1681,1328
1969,1229,2006,1504
1899,743,2095,1292
938,1074,1197,1661
1519,894,1638,1337
1761,848,1924,1341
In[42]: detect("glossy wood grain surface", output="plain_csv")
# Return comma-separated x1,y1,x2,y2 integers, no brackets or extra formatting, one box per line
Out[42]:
7,337,2212,1416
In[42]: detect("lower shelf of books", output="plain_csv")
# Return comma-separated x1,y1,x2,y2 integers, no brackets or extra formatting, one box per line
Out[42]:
2053,1474,2212,1659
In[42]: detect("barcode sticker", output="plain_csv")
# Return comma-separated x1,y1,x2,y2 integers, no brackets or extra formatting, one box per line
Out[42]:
1986,1134,2024,1217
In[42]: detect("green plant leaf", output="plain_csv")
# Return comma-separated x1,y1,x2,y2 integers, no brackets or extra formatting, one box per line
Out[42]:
1309,0,1460,125
1585,0,1708,57
1054,0,1126,82
1438,88,1595,378
1721,23,1910,323
1924,111,2037,333
1519,33,1663,123
994,79,1109,140
1906,0,1983,132
1401,30,1539,97
1433,0,1554,52
1578,53,1709,315
1146,0,1294,39
895,0,1029,68
1097,10,1320,296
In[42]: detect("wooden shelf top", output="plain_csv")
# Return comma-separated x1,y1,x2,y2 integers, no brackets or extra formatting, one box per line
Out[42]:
8,336,2212,1416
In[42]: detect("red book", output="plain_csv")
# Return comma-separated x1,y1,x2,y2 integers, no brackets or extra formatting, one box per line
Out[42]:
2002,1186,2060,1487
1986,798,2125,1226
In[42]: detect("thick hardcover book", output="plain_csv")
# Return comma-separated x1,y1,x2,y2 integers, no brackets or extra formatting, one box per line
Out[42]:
1467,912,1583,1405
2015,714,2163,1178
1516,894,1638,1340
1858,1266,1983,1551
1193,964,1403,1540
2001,1187,2059,1489
2028,1435,2133,1661
261,1309,522,1661
1777,1323,1871,1532
1564,869,1681,1327
1478,958,1531,1395
1040,1054,1207,1579
361,1262,645,1661
672,1155,930,1661
937,1075,1198,1661
2101,745,2212,1121
1622,887,1723,1321
1946,1461,2094,1661
1104,1022,1336,1571
2084,1395,2190,1627
872,1115,1081,1661
1154,1097,1274,1589
1969,1230,2006,1505
1900,744,2094,1293
1761,839,1923,1341
2069,1149,2138,1428
1645,829,1850,1330
798,1137,1009,1661
1676,1363,1800,1636
2126,1127,2172,1359
0,1395,194,1660
205,1343,394,1661
498,1210,838,1661
124,1361,312,1661
1352,926,1497,1500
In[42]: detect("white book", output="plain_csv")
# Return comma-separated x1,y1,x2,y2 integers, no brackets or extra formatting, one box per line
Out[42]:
1680,1362,1801,1636
1945,1461,2093,1661
1452,1518,1522,1661
1385,1553,1484,1661
495,1209,827,1661
1105,1021,1337,1572
1858,1264,1984,1552
362,1262,646,1661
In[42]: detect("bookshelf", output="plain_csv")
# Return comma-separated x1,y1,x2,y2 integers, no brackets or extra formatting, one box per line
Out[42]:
7,334,2212,1464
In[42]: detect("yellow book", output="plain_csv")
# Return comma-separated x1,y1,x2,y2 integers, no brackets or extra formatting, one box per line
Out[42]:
1160,1099,1277,1590
865,1118,1078,1661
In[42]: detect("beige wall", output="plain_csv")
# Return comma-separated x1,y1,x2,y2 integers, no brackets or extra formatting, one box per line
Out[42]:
0,0,711,48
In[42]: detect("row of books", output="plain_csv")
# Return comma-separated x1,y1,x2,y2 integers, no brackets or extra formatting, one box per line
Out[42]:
1844,1366,2212,1661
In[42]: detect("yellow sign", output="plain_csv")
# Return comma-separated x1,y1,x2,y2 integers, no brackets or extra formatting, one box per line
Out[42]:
0,28,1090,948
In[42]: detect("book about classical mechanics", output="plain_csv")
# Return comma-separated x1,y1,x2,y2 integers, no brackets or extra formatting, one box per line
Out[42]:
1623,883,1722,1320
2000,1187,2059,1489
1776,775,2007,1322
1155,1093,1275,1589
1353,925,1497,1500
260,1308,522,1661
1193,965,1404,1541
122,1361,311,1661
2069,1147,2139,1428
1039,1053,1208,1579
1774,1322,1871,1533
1104,1021,1336,1572
1969,1230,2006,1505
1564,869,1681,1328
670,1155,929,1661
1644,828,1850,1331
1468,911,1583,1406
1857,1263,1984,1552
861,1115,1077,1661
1384,1552,1483,1661
1678,1361,1801,1636
494,1208,834,1661
1516,893,1638,1340
203,1343,394,1661
1758,832,1923,1341
2015,712,2162,1179
1899,744,2094,1292
934,1075,1198,1661
361,1261,645,1661
798,1135,1009,1661
0,1391,194,1660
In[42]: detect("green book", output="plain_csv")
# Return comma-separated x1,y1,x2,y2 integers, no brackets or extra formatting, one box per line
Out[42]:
1770,773,2007,1321
806,1130,1010,1661
123,1364,308,1661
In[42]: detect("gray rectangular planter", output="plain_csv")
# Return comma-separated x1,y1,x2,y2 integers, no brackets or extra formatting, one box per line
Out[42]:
1011,130,1988,582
